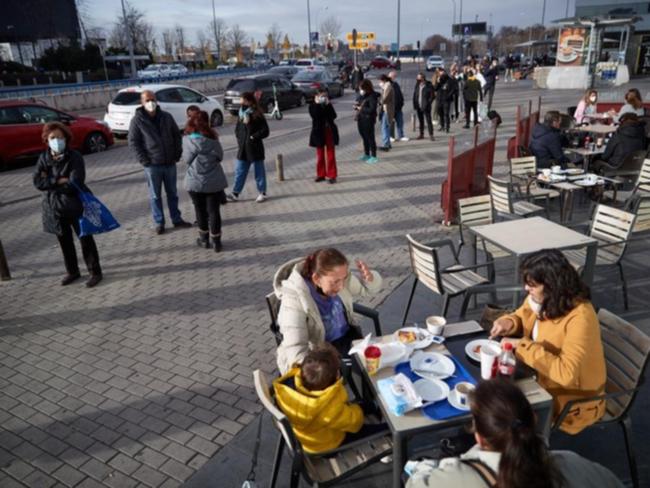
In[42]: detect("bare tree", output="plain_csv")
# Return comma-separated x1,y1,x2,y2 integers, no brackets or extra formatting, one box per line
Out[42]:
197,30,210,51
108,1,155,54
208,18,228,62
266,23,283,50
161,28,176,59
319,15,342,41
228,24,247,61
175,24,186,61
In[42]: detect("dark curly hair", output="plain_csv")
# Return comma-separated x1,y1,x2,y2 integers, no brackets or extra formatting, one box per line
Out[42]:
519,249,590,320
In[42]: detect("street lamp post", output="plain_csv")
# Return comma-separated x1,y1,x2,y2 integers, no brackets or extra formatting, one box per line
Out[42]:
120,0,137,77
307,0,312,57
396,0,401,61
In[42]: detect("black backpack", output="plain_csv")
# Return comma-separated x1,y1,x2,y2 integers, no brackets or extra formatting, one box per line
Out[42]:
487,110,502,127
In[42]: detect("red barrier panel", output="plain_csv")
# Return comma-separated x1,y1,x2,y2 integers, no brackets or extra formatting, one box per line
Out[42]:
507,136,517,159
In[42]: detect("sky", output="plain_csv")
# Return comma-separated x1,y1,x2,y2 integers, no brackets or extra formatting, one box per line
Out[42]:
83,0,575,47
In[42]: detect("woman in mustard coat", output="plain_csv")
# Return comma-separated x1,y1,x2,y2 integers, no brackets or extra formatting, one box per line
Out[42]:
490,249,606,434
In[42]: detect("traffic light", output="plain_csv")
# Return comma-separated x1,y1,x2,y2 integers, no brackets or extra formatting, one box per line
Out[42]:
417,40,421,50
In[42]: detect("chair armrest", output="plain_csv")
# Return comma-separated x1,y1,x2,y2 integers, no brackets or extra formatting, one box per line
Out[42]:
597,238,630,249
311,428,392,457
564,221,590,232
353,302,383,336
459,284,523,319
441,261,496,274
552,388,638,430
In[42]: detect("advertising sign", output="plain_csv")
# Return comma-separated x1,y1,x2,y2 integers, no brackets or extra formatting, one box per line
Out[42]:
556,27,588,66
452,22,487,36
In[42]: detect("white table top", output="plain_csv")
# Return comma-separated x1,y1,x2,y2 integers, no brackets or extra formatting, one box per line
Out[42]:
565,147,605,156
570,124,617,135
470,216,597,255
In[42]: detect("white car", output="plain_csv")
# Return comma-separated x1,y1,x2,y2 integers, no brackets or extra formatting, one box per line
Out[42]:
103,84,225,136
426,55,445,71
294,58,327,71
168,64,189,76
137,64,169,79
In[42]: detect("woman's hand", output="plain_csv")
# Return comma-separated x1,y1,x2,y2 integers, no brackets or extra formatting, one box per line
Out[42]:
355,259,373,283
56,177,69,185
489,317,514,339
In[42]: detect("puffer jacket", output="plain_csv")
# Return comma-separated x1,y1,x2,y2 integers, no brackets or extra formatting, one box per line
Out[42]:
33,149,87,235
182,134,227,194
235,112,269,162
529,123,570,169
601,121,647,168
128,106,181,166
273,258,383,374
273,367,363,453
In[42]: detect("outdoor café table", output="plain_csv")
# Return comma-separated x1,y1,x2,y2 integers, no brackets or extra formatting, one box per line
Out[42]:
352,325,553,488
570,123,617,135
565,146,605,171
468,217,598,306
582,113,614,123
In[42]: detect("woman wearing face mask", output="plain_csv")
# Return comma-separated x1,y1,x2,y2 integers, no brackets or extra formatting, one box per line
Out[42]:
273,248,382,374
309,88,339,183
227,92,270,203
489,249,606,435
353,79,380,163
33,122,103,287
573,89,598,124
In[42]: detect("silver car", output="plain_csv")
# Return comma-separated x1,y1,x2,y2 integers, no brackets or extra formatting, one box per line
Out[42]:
426,55,445,71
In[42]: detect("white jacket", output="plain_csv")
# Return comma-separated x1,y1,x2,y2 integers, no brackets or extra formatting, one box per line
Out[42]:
273,258,382,374
406,445,624,488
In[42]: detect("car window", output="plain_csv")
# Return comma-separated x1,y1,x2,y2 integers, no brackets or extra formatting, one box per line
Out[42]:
19,106,61,124
156,88,183,103
296,60,312,66
112,91,142,105
176,88,204,103
256,79,273,89
0,107,24,124
292,71,318,81
227,79,255,92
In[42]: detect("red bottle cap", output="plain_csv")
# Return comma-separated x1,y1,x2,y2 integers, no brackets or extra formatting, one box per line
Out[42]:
364,345,381,359
504,342,514,350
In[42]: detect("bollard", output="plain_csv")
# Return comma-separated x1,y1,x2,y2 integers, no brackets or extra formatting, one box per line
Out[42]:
0,240,11,281
275,154,284,182
411,113,416,132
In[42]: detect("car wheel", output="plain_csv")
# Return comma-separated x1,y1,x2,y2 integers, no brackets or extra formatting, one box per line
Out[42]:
85,132,108,153
266,100,275,114
211,110,224,127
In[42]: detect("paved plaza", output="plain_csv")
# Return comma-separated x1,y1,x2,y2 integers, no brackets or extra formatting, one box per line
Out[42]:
1,71,649,487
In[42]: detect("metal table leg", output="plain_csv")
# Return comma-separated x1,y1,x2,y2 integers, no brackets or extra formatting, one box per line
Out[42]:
392,432,407,488
581,241,598,286
512,254,522,308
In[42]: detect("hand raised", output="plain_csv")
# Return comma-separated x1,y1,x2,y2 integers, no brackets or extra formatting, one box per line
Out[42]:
355,259,373,283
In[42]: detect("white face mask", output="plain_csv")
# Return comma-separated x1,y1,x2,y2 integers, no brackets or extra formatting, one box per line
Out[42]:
144,100,157,112
359,89,365,96
589,96,597,103
48,137,66,154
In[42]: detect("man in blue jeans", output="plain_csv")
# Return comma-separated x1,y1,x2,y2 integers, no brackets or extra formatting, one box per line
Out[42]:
378,74,395,151
128,90,192,234
388,70,409,143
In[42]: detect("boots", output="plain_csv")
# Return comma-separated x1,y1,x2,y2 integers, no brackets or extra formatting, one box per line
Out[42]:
211,234,222,253
196,231,209,249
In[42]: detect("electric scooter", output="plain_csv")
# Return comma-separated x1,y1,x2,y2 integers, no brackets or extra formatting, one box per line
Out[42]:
270,83,283,120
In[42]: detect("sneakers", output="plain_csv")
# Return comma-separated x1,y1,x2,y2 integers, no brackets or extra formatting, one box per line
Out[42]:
358,154,369,161
256,193,267,203
390,137,396,143
399,136,410,142
226,192,239,202
366,156,379,164
314,176,325,182
379,146,391,152
328,178,336,184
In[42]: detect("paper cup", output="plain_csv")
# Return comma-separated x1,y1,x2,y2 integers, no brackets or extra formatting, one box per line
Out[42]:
364,346,382,375
426,316,447,336
541,169,551,177
480,344,501,380
551,165,562,174
454,382,475,407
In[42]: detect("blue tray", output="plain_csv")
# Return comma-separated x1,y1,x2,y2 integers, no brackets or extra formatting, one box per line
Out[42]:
394,355,477,421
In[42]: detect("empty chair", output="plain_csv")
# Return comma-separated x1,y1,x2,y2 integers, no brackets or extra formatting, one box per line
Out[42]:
629,193,650,234
488,175,546,220
551,309,650,488
253,369,393,488
509,155,559,210
402,234,491,323
563,204,636,309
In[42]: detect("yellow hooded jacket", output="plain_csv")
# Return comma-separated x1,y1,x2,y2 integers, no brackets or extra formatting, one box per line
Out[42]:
273,367,364,453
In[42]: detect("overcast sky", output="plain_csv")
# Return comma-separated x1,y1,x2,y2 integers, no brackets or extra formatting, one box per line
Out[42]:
84,0,574,46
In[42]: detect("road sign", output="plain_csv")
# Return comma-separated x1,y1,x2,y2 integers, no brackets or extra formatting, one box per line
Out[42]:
349,40,370,50
452,22,487,36
346,32,375,42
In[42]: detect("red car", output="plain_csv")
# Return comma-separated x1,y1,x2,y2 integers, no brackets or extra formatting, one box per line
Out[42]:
369,56,397,69
0,100,114,169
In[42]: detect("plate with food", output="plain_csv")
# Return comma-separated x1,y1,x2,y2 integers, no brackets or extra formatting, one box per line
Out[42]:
574,178,604,187
394,327,434,349
465,339,501,362
565,168,584,175
410,351,456,380
414,378,450,404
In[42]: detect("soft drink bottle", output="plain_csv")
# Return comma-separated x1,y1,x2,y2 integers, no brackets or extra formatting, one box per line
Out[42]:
497,342,516,379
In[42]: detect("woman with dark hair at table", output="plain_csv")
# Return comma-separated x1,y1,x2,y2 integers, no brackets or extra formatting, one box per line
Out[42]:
489,249,606,435
406,380,624,488
592,112,647,174
612,88,646,122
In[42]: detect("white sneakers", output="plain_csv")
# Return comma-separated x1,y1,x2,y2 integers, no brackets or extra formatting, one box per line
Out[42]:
399,137,410,142
228,192,268,203
390,137,396,143
256,193,267,203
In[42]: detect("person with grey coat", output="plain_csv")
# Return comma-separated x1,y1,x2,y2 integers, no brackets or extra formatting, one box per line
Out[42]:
182,111,228,252
128,90,191,235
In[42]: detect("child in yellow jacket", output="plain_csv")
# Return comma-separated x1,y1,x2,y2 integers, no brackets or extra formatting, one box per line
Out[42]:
273,343,384,453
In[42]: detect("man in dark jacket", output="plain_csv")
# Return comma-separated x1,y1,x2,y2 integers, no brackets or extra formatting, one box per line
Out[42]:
529,111,571,169
592,113,647,174
128,90,190,234
482,59,499,110
388,70,409,142
462,69,483,128
436,70,457,133
413,72,434,140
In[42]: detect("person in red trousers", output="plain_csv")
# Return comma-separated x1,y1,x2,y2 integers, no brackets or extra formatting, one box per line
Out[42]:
309,88,339,184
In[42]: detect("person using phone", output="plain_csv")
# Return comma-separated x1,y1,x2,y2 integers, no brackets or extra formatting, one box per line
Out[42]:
309,88,339,184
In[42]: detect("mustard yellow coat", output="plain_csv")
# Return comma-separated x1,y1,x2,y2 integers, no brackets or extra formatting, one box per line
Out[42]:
503,300,606,434
273,368,364,453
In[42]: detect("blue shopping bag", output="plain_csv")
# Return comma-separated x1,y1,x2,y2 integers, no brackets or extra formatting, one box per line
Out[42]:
72,183,120,237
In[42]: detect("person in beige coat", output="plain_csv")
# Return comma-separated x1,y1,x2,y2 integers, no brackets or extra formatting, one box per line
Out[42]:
406,380,623,488
273,248,382,374
378,74,395,151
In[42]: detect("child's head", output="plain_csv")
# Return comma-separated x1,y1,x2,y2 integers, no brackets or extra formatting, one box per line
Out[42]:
300,343,340,390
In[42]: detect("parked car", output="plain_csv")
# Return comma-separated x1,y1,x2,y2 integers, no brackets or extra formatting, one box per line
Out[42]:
426,55,445,71
103,84,224,137
167,64,189,76
137,64,169,79
294,58,326,70
267,66,299,80
0,100,114,169
279,58,297,66
223,75,305,115
216,64,235,71
369,56,397,69
291,70,344,101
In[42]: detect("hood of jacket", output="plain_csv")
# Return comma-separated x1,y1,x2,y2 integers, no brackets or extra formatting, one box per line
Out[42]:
617,121,646,139
273,257,306,300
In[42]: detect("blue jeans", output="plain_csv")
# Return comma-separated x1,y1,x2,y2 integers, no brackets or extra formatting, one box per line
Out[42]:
381,113,392,148
232,159,267,194
394,110,405,138
143,165,182,226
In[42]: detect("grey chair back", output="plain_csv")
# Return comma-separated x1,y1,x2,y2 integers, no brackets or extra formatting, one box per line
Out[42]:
458,195,493,227
406,234,444,295
488,175,515,216
589,205,636,263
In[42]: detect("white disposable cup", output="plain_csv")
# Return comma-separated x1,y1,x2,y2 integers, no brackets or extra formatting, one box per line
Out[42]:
541,169,551,177
480,344,501,380
551,165,562,174
426,316,447,336
454,382,475,407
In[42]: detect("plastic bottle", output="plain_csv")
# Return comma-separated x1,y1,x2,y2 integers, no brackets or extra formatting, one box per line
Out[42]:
497,342,516,379
584,135,591,149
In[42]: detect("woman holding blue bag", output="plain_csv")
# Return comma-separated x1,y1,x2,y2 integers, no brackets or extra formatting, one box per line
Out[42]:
33,122,103,287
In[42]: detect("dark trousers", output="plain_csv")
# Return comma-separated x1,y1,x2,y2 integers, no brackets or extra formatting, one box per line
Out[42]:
485,84,496,110
464,100,478,126
438,100,452,131
453,93,460,119
189,191,223,236
357,121,377,157
416,108,433,136
56,218,101,276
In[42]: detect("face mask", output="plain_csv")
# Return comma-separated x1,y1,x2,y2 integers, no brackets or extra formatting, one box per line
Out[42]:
527,294,543,316
318,96,327,105
144,101,157,112
48,137,66,154
359,89,365,96
589,96,597,103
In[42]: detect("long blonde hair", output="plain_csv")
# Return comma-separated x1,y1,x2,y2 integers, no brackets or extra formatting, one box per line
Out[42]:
582,89,598,106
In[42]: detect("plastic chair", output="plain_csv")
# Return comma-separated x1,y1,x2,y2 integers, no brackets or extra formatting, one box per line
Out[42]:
551,309,650,488
253,369,393,488
488,175,546,221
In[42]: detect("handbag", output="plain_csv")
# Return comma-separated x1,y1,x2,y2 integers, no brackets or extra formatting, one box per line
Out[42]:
71,182,120,237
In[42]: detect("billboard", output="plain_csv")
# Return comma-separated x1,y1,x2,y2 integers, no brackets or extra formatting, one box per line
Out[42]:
452,22,488,36
1,0,80,42
556,27,589,66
